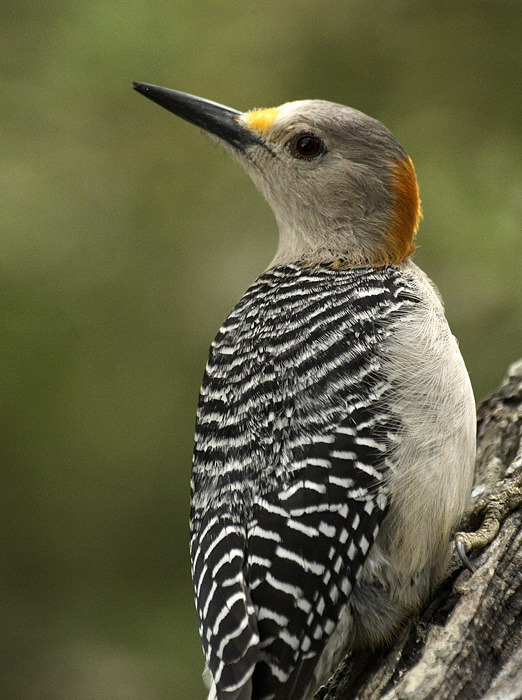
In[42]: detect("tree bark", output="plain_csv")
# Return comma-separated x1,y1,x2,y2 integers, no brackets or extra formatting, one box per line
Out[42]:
315,359,522,700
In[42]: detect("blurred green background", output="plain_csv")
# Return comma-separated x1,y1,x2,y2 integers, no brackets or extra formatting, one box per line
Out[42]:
2,1,521,698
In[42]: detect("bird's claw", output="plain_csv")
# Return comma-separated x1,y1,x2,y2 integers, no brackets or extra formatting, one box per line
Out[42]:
455,474,522,573
455,537,474,573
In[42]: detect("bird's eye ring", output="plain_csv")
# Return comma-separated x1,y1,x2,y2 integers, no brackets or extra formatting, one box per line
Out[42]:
288,133,326,160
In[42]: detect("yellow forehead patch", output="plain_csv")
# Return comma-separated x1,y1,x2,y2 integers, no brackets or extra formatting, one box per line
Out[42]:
241,106,281,133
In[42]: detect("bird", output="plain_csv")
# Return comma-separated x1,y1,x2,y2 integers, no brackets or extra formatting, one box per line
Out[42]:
133,82,476,700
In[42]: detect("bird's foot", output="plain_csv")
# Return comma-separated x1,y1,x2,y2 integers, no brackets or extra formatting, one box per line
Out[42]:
455,474,522,573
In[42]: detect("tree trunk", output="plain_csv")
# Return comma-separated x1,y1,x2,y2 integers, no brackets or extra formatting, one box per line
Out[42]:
315,359,522,700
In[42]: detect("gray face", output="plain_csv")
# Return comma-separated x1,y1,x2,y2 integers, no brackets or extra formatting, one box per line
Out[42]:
133,85,419,267
233,100,415,267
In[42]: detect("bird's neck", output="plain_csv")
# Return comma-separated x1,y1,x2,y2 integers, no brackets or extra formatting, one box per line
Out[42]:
269,215,416,269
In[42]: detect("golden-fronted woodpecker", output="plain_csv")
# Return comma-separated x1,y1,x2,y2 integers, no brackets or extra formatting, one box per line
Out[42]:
133,82,476,700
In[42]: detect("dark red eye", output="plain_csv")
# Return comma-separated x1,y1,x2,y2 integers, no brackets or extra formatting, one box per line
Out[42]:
289,133,325,160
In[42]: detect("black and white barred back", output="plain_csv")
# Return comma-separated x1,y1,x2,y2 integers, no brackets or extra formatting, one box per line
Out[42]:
191,263,420,700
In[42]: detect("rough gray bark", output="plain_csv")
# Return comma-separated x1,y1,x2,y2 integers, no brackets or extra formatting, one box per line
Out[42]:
315,359,522,700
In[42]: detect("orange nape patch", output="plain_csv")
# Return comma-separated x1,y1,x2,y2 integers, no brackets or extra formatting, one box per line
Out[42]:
384,157,422,265
240,106,281,133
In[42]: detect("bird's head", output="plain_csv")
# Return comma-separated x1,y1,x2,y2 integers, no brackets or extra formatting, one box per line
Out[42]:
133,83,421,268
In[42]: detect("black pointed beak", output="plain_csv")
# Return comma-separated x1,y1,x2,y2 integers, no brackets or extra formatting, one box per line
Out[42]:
133,82,262,152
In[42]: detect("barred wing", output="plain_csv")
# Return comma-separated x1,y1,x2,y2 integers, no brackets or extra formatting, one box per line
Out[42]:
190,264,418,699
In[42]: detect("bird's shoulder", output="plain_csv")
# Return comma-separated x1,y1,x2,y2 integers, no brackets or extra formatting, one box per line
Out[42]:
204,262,421,381
192,262,422,504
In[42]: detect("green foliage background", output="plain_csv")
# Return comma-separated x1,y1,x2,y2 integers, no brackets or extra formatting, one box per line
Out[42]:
2,1,521,698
